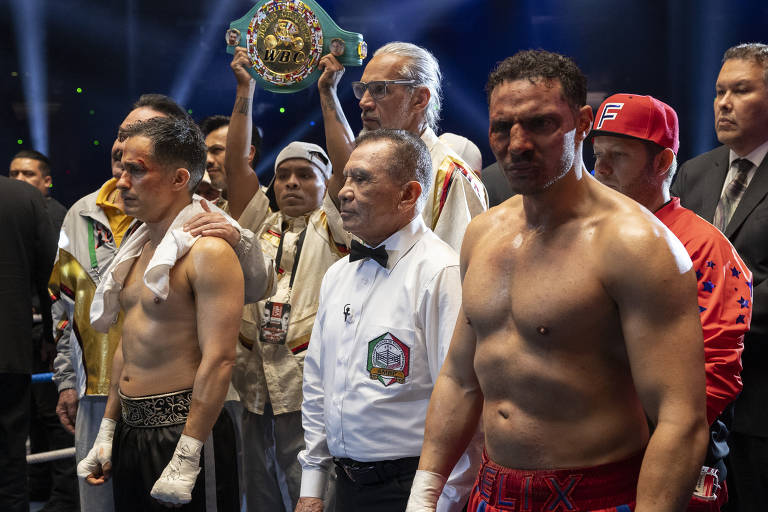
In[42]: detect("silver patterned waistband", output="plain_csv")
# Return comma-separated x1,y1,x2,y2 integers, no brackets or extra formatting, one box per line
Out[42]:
119,389,192,428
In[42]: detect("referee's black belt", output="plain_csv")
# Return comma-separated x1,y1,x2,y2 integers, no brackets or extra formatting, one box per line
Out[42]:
333,456,419,485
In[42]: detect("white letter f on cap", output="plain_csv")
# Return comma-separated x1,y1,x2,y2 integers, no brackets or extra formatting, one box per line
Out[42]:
596,103,624,129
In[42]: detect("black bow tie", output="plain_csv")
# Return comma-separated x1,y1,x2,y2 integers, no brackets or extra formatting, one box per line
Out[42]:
349,240,388,267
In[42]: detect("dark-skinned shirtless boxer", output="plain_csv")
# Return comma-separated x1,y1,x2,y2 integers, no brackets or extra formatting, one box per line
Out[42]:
407,50,708,512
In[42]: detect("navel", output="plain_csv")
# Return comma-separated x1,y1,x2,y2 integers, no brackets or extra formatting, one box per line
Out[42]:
537,325,549,335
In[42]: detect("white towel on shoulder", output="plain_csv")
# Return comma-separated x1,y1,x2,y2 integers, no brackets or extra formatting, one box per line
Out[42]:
89,197,237,332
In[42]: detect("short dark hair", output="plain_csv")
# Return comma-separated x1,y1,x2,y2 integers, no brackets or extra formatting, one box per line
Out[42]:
121,117,206,192
12,149,51,177
354,129,431,210
132,94,189,120
641,140,679,186
723,43,768,83
485,49,587,111
199,115,263,166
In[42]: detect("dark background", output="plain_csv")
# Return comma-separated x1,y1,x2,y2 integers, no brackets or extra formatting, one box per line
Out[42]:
3,0,768,208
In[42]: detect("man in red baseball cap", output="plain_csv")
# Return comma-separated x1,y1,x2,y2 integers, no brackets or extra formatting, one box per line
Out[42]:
592,93,753,511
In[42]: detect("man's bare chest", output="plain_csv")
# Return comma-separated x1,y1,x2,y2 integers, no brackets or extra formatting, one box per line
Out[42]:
463,228,618,344
119,249,194,320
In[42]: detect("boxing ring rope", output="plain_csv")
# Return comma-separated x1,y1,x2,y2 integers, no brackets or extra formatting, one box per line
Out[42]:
27,447,76,464
27,372,77,464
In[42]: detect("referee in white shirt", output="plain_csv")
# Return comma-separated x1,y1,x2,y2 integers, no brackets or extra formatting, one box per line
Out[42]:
296,130,479,512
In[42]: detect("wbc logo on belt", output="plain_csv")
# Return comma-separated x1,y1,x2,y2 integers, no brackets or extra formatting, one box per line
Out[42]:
247,0,323,87
367,332,410,386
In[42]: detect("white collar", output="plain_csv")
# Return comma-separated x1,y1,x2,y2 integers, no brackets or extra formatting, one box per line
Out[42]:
729,137,768,169
364,215,427,272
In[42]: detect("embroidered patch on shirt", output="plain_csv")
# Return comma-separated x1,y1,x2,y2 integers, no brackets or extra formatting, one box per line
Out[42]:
366,332,410,386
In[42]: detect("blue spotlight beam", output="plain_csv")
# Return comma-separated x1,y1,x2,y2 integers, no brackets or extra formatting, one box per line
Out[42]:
10,0,48,155
170,0,239,106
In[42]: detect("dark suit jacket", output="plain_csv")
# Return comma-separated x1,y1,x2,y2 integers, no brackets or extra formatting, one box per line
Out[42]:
672,145,768,436
0,176,56,374
481,162,515,207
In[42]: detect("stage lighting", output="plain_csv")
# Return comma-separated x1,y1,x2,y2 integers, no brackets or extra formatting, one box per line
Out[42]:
169,0,239,106
10,0,48,155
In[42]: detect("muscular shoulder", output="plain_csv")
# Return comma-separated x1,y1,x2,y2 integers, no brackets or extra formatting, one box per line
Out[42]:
461,196,523,255
596,198,691,287
187,236,239,266
185,237,241,284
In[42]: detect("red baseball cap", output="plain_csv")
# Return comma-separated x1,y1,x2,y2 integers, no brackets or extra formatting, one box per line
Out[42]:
592,93,679,154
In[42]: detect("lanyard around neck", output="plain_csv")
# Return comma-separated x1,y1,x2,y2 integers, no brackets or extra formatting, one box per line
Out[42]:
86,218,99,271
273,227,307,295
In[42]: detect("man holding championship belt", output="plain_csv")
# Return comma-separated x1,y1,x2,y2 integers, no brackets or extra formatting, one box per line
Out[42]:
316,41,488,252
225,0,367,94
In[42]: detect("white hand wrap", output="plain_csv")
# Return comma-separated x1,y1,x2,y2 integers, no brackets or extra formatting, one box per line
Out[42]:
76,418,117,479
405,470,447,511
150,434,203,504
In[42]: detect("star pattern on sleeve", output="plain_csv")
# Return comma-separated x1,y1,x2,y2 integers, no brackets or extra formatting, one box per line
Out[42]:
731,267,741,278
738,297,750,309
696,269,703,280
702,280,715,293
706,261,716,268
746,281,753,295
698,305,707,313
736,314,746,324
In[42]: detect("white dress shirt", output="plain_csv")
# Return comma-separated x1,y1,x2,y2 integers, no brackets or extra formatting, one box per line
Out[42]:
299,214,478,510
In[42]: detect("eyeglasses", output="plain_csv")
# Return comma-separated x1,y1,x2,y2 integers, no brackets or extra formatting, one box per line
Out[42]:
351,80,416,100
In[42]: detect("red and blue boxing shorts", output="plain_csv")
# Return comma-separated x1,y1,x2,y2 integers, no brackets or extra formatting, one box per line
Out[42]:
467,448,642,512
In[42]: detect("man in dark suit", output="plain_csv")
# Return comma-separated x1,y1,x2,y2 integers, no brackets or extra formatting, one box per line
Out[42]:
672,42,768,511
0,175,57,512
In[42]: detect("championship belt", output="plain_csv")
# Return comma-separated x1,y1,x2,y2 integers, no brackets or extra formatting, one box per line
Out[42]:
226,0,367,93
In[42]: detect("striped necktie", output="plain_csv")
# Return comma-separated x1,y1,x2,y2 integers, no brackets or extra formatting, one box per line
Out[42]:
713,158,753,232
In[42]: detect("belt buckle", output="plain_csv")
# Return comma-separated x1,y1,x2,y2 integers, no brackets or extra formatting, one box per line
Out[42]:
342,463,358,484
693,465,720,501
336,459,377,485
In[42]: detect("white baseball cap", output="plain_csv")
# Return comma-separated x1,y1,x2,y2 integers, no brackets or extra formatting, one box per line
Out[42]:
274,141,332,179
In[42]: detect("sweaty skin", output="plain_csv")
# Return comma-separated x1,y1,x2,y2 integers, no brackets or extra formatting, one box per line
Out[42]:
85,136,245,500
416,78,707,512
466,190,687,468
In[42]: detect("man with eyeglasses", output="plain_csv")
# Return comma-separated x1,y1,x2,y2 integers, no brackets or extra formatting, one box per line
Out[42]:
317,42,488,252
